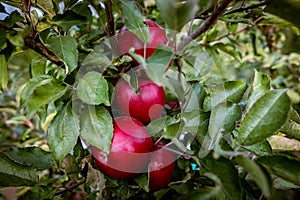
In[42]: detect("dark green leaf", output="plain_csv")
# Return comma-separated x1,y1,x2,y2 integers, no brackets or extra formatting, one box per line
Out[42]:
3,147,54,170
203,156,242,200
265,0,300,29
80,106,113,154
238,89,291,145
3,10,23,28
52,10,87,31
204,80,247,111
77,71,110,106
235,156,271,198
247,70,271,110
256,155,300,185
120,0,150,43
157,0,199,31
198,0,217,14
0,29,7,50
135,174,149,192
47,103,80,164
0,54,8,91
176,187,220,200
0,152,38,187
47,36,78,74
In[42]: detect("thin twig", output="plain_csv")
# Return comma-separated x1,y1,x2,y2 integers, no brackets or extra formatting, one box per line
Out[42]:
224,0,271,16
177,0,232,52
34,2,54,18
55,178,86,196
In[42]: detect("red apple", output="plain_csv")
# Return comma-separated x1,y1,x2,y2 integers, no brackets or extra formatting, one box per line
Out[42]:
149,141,175,192
92,116,153,179
113,79,166,124
118,19,170,64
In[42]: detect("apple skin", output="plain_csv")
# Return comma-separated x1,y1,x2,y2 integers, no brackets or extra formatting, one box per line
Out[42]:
113,79,166,124
148,142,175,192
118,19,170,63
92,116,153,179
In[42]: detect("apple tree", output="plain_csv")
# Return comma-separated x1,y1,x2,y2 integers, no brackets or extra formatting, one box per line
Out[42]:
0,0,300,199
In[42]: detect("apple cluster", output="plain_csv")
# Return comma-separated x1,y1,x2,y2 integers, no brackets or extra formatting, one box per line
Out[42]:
92,20,175,192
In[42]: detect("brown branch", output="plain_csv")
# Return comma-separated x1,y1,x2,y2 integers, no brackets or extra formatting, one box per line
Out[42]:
103,0,120,57
24,31,64,66
103,0,115,38
177,0,232,52
54,178,86,196
21,0,33,28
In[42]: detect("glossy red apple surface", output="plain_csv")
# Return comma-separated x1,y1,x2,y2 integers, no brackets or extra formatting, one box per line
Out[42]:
113,79,166,124
148,142,175,192
92,116,153,179
118,19,170,62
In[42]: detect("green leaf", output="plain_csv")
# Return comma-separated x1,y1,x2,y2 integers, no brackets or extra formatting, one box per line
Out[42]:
80,45,111,73
47,36,78,74
30,57,46,77
52,10,87,31
235,156,271,198
203,156,242,200
256,155,300,185
80,106,113,154
77,71,110,106
247,70,271,110
243,140,273,156
37,0,55,15
281,119,300,141
213,43,241,61
3,147,54,170
204,80,247,111
135,173,149,192
146,45,173,67
0,152,38,187
209,102,242,139
120,0,150,43
0,29,7,50
26,81,66,116
20,75,53,108
0,54,8,91
47,103,80,164
3,10,23,28
157,0,199,31
238,89,291,145
265,0,300,29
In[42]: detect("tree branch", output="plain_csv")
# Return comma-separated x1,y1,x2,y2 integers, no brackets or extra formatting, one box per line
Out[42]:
177,0,232,52
24,31,64,66
103,0,120,57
